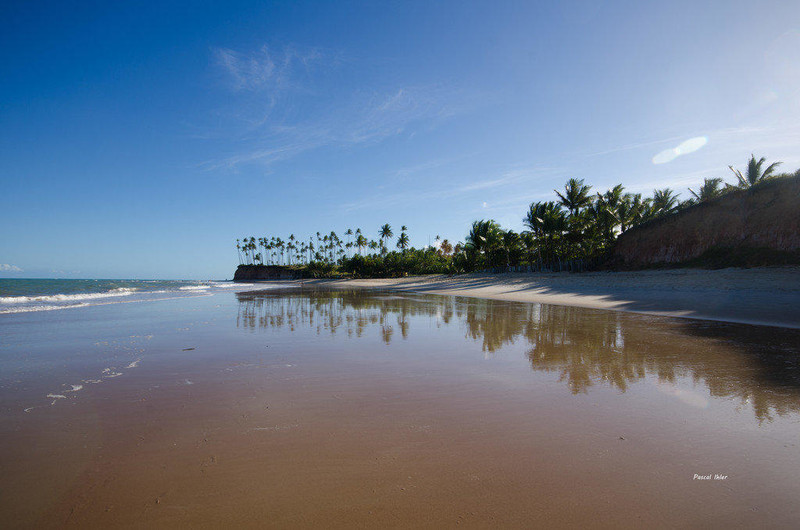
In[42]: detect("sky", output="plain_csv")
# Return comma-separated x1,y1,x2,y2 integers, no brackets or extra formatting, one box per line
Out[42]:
1,0,799,279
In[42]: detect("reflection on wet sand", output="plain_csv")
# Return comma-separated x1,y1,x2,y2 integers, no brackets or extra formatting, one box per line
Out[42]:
237,288,800,423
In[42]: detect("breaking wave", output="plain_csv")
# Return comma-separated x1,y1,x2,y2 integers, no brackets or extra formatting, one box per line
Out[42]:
0,287,138,304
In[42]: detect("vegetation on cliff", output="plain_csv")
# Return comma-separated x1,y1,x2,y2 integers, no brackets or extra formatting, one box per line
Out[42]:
235,154,799,277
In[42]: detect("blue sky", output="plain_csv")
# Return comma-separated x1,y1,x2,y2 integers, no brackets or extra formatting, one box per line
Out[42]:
1,0,799,279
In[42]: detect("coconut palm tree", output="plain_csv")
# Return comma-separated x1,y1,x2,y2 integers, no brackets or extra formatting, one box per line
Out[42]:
524,202,565,238
440,239,453,256
651,188,679,217
355,233,368,255
689,178,725,202
523,203,566,262
247,237,256,264
379,224,393,254
344,229,354,256
729,155,781,189
467,220,502,253
555,178,593,216
396,232,410,251
616,193,650,232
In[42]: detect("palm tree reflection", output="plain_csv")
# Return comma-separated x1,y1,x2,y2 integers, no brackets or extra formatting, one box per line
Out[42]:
237,289,800,422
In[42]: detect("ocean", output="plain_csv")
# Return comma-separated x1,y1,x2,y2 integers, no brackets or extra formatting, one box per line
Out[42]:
0,278,260,314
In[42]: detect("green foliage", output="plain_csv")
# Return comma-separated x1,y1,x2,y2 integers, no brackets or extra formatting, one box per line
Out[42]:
729,154,782,189
341,248,453,277
235,154,790,276
689,178,724,202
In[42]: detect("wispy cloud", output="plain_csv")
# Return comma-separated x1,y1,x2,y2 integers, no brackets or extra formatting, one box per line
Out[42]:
0,264,23,272
213,44,324,93
202,44,470,171
341,166,557,212
587,135,689,158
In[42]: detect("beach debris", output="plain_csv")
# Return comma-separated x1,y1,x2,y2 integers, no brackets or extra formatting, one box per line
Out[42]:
182,347,195,351
253,424,299,432
47,393,67,405
102,368,123,378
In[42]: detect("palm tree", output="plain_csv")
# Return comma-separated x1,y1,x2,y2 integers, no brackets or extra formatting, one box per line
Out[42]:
354,228,362,256
379,224,393,254
440,239,453,256
467,220,502,253
502,230,523,266
276,238,285,265
344,228,354,256
524,203,566,262
729,155,781,189
616,193,650,232
689,178,725,202
555,178,593,215
356,233,368,255
248,237,257,264
524,202,565,237
396,232,410,251
651,188,679,217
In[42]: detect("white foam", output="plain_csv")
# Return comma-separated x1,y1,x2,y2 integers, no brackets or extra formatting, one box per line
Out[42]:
47,393,67,405
102,368,123,378
65,384,83,392
0,303,91,314
0,287,138,304
126,359,141,368
179,285,210,291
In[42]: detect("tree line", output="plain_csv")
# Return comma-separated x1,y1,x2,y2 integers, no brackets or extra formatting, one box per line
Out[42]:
236,154,797,276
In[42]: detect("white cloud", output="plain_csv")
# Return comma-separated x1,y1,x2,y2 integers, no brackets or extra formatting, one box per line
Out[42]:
0,264,22,272
652,136,709,164
213,44,323,93
203,44,472,171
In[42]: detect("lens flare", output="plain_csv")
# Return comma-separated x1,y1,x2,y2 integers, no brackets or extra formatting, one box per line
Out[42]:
652,136,708,164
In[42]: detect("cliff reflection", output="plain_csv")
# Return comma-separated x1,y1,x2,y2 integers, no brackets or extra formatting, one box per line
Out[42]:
237,289,800,423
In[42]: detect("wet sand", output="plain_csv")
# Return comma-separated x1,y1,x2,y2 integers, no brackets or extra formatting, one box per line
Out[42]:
2,289,800,528
307,267,800,329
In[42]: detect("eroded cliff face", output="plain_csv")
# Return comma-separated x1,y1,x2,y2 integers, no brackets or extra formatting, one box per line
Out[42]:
611,176,800,268
233,265,301,281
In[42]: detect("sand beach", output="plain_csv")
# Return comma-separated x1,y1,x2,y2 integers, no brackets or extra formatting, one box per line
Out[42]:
2,274,800,528
305,267,800,329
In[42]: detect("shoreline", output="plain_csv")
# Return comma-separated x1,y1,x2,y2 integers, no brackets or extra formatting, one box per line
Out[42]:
286,267,800,329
